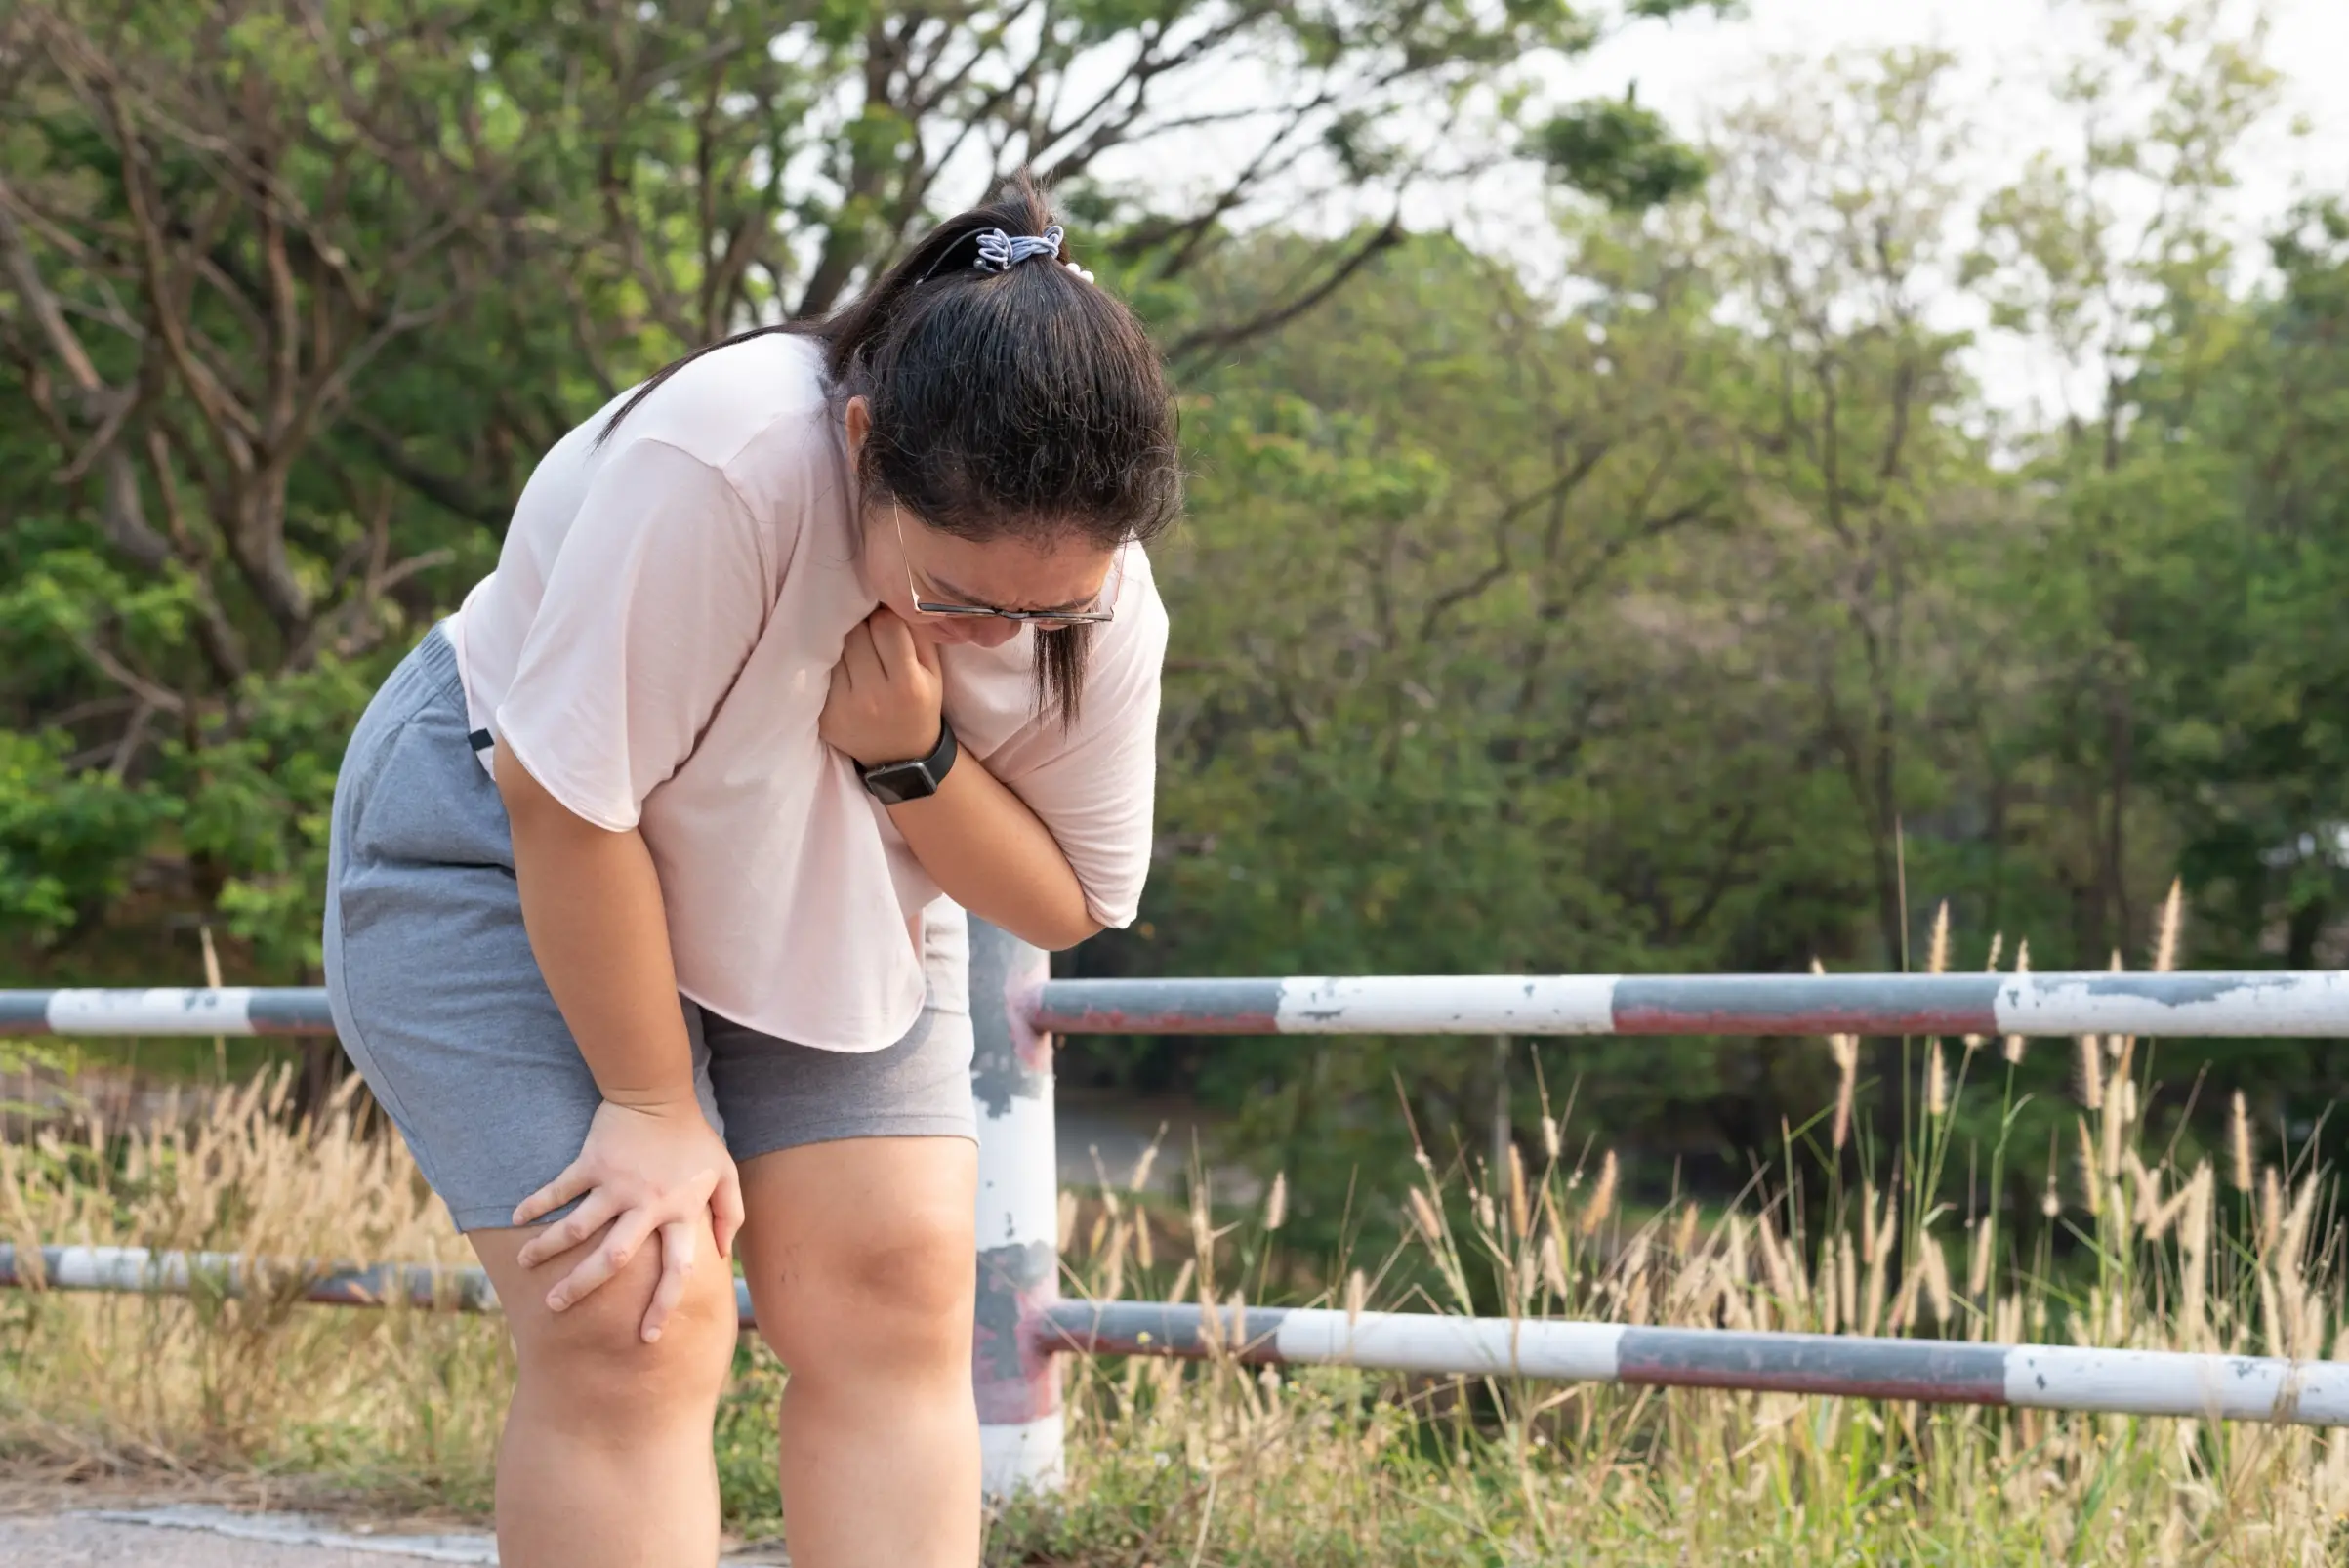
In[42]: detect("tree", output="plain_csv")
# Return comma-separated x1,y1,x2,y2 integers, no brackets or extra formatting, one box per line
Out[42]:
2140,205,2349,970
1964,0,2287,961
1112,224,1895,1229
0,0,565,969
1697,46,1999,970
0,0,1715,976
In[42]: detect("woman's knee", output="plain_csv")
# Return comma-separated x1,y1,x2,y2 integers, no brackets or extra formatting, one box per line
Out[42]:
759,1204,973,1376
495,1229,739,1423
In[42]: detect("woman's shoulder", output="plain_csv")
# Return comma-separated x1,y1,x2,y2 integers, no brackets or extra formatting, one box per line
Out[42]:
1106,540,1169,654
604,333,831,468
590,333,848,533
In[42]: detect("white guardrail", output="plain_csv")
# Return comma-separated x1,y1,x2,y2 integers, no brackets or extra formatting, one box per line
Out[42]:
7,950,2349,1498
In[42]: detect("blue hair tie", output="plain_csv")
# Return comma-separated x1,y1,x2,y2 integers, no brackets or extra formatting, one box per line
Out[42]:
972,224,1064,273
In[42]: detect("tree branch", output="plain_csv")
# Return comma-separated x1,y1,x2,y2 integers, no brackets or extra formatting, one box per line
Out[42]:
1168,216,1406,366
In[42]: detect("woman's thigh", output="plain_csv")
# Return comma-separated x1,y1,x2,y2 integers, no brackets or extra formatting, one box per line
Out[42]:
735,1136,978,1372
325,625,721,1234
699,946,977,1170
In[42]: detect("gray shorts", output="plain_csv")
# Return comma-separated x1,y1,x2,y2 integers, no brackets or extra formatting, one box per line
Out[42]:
323,627,976,1234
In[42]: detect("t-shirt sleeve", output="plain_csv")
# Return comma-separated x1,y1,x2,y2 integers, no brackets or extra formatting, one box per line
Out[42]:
986,587,1170,929
494,437,772,832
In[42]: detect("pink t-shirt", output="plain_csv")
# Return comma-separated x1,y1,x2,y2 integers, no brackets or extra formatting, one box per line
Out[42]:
444,332,1168,1052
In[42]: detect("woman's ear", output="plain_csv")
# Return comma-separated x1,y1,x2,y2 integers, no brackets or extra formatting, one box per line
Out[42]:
844,394,871,460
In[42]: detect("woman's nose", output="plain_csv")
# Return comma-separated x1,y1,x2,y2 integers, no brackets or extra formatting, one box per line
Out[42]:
967,620,1022,649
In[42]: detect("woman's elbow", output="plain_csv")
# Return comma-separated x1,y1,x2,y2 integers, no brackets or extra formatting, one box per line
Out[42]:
1015,906,1103,953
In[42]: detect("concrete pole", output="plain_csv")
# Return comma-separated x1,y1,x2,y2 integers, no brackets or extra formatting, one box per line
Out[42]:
967,917,1062,1501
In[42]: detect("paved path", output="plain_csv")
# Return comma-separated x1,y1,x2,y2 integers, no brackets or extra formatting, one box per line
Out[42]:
0,1509,493,1565
0,1506,794,1565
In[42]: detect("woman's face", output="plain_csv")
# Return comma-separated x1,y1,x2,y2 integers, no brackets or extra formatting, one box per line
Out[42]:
845,397,1120,650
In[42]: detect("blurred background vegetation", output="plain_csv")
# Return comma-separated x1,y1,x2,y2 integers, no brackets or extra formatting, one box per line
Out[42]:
3,0,2344,1256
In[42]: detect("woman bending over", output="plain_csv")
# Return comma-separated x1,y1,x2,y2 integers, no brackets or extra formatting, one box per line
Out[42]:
324,179,1178,1567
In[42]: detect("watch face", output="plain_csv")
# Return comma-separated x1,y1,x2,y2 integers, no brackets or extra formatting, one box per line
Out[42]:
863,761,935,804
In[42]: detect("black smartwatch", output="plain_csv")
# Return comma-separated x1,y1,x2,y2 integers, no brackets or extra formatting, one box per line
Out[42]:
858,719,958,805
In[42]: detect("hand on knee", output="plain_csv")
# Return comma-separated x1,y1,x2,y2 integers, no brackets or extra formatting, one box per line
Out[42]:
504,1226,739,1430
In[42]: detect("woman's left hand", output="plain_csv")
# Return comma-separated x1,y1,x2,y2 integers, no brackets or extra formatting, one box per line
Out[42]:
821,605,944,766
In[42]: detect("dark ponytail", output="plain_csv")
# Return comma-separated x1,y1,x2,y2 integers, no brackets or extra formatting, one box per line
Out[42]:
599,174,1181,724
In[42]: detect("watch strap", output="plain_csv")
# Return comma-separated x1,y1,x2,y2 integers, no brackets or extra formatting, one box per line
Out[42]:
859,717,957,804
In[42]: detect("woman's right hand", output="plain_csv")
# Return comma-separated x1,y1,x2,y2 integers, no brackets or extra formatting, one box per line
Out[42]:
512,1097,745,1342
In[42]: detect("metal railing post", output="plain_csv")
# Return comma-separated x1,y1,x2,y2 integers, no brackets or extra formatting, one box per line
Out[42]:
967,917,1062,1501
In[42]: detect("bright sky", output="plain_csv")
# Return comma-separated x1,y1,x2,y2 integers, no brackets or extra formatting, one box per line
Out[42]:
1487,0,2349,418
1093,0,2347,245
1570,0,2349,218
1084,0,2347,415
1559,0,2349,420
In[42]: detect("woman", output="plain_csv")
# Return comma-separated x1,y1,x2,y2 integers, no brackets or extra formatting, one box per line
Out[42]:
323,180,1178,1567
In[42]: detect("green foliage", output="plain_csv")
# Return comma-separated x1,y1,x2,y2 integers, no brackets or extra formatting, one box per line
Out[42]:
1535,95,1710,209
0,728,170,950
4,0,2346,1230
2141,202,2349,968
0,0,1704,990
165,656,381,973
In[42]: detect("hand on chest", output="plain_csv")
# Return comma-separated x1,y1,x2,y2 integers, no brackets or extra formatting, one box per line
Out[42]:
701,571,1038,767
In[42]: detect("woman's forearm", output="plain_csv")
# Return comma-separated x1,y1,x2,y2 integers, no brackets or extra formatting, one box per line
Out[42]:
497,749,698,1108
886,758,1100,951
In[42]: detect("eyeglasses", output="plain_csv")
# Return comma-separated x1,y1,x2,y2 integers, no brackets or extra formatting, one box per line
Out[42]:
895,511,1121,630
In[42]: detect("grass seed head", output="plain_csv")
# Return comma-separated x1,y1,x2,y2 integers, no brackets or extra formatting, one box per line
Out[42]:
2076,1117,2102,1216
2154,879,2183,973
1580,1150,1619,1238
1507,1143,1529,1240
1541,1232,1569,1300
1409,1187,1445,1247
1830,1036,1858,1152
2075,1037,2104,1110
1922,1237,1953,1327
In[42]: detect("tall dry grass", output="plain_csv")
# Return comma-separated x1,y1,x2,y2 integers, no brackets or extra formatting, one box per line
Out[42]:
0,1072,505,1504
1010,895,2349,1564
0,895,2344,1561
1014,1103,2349,1564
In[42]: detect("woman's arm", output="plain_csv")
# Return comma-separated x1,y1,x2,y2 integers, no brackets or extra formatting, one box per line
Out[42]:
887,752,1101,951
499,755,700,1101
495,750,746,1338
820,607,1101,951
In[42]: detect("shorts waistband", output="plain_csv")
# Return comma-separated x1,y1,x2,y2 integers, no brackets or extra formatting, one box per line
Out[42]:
412,622,464,704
